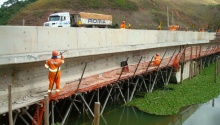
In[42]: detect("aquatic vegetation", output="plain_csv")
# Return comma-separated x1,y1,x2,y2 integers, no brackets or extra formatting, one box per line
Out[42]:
126,64,220,115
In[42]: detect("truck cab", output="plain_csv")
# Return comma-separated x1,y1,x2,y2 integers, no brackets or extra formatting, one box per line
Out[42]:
43,12,71,27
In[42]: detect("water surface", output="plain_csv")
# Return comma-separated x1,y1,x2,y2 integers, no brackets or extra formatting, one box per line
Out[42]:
67,96,220,125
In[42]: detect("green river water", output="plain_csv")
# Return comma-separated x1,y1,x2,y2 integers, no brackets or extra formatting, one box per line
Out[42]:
66,96,220,125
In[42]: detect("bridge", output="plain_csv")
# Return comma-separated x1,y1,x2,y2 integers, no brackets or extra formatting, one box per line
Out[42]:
0,26,218,124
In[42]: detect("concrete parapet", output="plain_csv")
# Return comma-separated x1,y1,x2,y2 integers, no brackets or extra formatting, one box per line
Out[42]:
0,26,215,65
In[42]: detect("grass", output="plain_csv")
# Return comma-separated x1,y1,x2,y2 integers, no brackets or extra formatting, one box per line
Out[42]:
125,63,220,115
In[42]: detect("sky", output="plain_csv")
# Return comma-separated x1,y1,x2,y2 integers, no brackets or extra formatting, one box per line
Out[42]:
0,0,25,7
0,0,7,6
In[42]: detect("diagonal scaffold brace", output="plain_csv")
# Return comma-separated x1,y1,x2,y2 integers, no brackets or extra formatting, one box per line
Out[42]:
149,49,167,92
129,56,142,101
101,57,129,114
61,62,88,125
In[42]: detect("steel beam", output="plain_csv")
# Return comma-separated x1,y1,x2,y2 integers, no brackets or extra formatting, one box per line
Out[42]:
51,101,54,125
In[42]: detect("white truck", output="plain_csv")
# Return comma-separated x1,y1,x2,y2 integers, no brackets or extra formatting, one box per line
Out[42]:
43,12,112,28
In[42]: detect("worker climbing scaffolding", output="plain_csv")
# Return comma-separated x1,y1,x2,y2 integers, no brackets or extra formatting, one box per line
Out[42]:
45,50,65,93
153,53,161,66
173,55,180,71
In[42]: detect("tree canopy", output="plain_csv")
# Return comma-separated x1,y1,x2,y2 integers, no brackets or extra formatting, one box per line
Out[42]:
0,0,36,25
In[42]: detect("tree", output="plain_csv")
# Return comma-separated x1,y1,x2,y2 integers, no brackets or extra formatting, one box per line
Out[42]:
205,4,220,31
0,0,36,25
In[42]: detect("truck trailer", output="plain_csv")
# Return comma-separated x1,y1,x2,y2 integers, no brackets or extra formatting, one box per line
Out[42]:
43,12,112,28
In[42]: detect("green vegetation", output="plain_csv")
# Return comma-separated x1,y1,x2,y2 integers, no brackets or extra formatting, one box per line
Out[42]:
108,0,138,10
53,122,61,125
0,0,219,30
77,0,138,10
126,64,220,115
0,0,36,25
205,4,220,30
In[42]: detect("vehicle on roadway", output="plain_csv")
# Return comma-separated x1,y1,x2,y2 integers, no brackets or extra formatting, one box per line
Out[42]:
43,12,112,28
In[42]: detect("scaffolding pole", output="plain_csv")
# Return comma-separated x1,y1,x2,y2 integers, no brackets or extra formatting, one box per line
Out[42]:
150,50,168,92
8,84,13,125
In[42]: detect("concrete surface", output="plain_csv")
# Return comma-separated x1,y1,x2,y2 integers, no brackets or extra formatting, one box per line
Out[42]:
0,26,215,65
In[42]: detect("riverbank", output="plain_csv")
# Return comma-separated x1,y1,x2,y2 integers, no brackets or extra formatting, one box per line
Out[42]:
126,64,220,115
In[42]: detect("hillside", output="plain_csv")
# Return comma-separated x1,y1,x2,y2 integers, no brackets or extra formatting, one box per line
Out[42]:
5,0,220,30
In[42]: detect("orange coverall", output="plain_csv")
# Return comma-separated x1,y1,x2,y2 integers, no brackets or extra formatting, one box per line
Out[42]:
173,55,179,71
154,54,161,66
45,56,64,92
201,28,205,32
120,21,126,29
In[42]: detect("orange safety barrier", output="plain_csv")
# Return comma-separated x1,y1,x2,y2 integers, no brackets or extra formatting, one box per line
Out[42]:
32,44,220,125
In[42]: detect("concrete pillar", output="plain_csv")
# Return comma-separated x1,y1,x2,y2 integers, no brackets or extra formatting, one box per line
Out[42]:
94,102,100,125
8,85,13,125
44,95,49,125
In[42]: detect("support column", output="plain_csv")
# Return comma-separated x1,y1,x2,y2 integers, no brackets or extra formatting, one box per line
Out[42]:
51,101,54,125
97,88,99,102
126,79,130,102
8,84,13,125
189,46,193,80
217,56,219,75
214,56,217,83
200,58,203,73
94,102,100,125
181,46,186,84
44,95,49,125
199,45,202,74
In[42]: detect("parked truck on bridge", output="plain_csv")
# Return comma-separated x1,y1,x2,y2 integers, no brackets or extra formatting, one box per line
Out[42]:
43,12,112,28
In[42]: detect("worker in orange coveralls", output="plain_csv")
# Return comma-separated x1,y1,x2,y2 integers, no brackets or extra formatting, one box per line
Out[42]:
153,53,161,66
173,55,179,71
201,28,205,32
120,21,126,29
45,50,64,93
